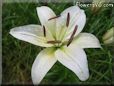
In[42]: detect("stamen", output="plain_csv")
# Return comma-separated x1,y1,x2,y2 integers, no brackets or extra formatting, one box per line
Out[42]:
67,25,78,46
48,15,60,20
43,25,46,37
47,40,61,44
66,12,70,27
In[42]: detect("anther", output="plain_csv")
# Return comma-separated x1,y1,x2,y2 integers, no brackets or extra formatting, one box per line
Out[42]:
67,25,78,46
47,40,61,44
66,12,70,27
48,15,60,21
43,25,46,37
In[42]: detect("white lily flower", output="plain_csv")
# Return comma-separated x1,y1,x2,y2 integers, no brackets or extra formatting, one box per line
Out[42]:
10,6,101,84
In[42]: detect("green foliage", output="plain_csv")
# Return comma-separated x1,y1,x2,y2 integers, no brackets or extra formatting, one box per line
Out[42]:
2,3,113,85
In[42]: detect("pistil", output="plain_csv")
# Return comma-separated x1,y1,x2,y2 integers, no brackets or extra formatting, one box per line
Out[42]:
67,25,78,46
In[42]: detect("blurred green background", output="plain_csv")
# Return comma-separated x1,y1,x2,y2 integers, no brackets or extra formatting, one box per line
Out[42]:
2,2,114,85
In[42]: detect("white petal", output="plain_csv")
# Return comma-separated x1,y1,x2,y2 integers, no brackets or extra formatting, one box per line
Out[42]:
71,33,101,48
56,6,86,41
10,25,53,47
36,6,56,26
55,46,89,81
36,6,56,37
31,48,57,84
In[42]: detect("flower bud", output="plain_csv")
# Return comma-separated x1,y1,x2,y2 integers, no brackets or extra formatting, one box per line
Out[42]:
102,27,114,44
91,0,110,12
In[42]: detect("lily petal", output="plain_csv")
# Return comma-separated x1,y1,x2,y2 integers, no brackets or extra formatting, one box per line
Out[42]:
36,6,56,38
31,48,57,84
56,6,86,41
10,25,53,47
71,33,101,48
55,46,89,81
36,6,56,26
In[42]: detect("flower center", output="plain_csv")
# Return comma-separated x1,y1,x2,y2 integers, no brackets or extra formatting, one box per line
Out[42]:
43,13,78,47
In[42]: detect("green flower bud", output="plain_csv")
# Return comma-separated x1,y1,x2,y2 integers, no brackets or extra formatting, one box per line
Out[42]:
91,0,110,12
103,27,114,44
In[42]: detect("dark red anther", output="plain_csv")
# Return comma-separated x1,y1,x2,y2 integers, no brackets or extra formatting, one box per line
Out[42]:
67,25,78,46
48,15,60,21
43,25,46,37
47,40,61,44
66,12,70,27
